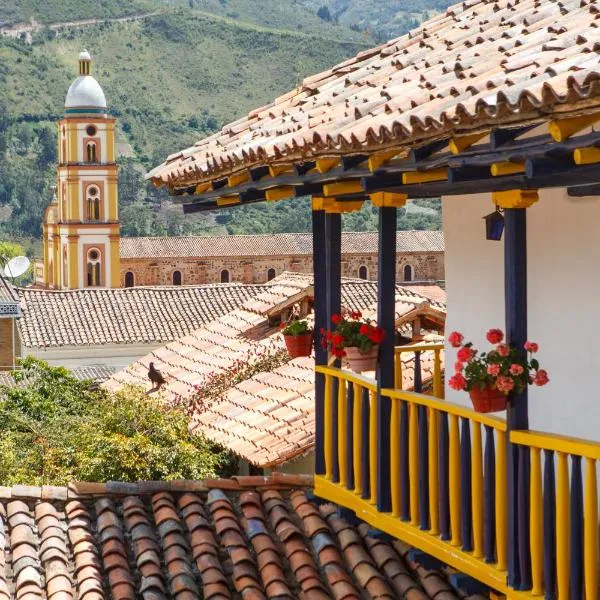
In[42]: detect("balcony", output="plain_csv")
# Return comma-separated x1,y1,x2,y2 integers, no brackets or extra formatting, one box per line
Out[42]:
314,344,600,598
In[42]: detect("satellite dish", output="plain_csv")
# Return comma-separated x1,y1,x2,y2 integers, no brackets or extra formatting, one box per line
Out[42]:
4,256,30,278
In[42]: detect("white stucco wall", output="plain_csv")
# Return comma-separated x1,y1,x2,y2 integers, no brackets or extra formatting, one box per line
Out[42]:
443,188,600,442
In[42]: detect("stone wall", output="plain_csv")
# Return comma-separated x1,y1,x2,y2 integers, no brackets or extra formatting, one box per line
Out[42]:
120,251,444,286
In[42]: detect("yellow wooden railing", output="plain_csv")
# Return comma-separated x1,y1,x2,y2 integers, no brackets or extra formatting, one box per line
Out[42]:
394,342,444,397
510,429,600,599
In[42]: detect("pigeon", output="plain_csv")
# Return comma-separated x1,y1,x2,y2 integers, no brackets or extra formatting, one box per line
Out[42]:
148,362,166,390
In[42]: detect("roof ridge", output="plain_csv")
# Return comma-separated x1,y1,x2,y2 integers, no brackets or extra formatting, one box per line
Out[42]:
0,474,314,501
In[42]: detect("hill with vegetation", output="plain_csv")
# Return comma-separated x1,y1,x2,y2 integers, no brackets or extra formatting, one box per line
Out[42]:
0,1,450,253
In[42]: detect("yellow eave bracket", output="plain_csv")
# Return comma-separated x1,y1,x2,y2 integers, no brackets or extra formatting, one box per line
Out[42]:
195,182,213,194
323,181,364,197
227,171,249,187
402,168,448,185
265,186,295,202
492,189,538,209
311,197,363,213
491,162,525,176
268,163,294,177
216,194,241,207
549,113,600,142
574,147,600,165
316,157,341,174
449,132,488,154
370,192,407,208
368,149,400,172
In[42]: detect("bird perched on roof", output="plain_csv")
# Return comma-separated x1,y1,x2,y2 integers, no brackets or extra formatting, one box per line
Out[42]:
148,362,166,391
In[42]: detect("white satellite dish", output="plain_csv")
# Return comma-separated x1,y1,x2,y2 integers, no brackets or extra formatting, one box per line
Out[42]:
4,255,30,278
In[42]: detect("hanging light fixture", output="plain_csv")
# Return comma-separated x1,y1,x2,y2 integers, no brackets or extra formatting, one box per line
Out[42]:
483,206,504,241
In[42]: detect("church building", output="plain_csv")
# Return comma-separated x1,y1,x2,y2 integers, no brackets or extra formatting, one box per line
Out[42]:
39,53,444,289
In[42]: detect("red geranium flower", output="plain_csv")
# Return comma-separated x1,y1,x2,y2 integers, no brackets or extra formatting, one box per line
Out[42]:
448,331,464,348
496,344,510,357
486,328,504,344
448,373,467,391
534,369,549,386
359,324,370,336
331,334,344,347
524,341,539,353
457,346,474,362
331,314,342,325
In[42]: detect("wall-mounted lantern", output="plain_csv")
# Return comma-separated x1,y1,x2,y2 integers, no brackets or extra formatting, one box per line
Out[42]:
483,207,504,241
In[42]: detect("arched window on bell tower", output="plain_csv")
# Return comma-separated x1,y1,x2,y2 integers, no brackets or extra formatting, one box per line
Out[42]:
86,186,100,221
86,141,97,163
87,248,102,287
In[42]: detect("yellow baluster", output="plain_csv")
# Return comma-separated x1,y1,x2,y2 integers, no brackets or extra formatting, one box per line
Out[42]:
429,407,440,535
390,397,401,517
338,377,347,487
495,430,507,570
556,452,570,600
471,422,484,559
530,447,543,595
395,352,402,390
369,390,378,505
449,413,461,546
409,402,420,526
324,374,333,480
353,383,363,496
584,457,598,600
433,349,443,398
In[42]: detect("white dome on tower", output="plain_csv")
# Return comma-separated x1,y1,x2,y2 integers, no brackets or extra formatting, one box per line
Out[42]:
64,50,107,116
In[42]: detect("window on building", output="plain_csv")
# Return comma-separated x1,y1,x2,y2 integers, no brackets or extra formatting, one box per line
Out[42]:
403,265,413,282
267,268,276,281
220,269,230,283
86,142,97,163
358,265,368,280
86,186,100,221
125,271,135,288
86,125,97,136
87,248,101,287
172,270,182,286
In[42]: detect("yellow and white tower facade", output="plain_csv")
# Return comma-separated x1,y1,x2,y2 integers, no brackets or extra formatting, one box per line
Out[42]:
42,50,120,289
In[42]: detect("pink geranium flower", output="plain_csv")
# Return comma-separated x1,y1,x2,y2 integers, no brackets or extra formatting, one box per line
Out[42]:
509,364,524,376
524,341,539,353
486,328,504,344
496,344,510,357
496,376,515,393
487,364,500,376
534,369,549,386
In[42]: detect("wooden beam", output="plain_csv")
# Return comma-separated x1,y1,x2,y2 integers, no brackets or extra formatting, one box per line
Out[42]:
323,180,364,197
492,189,538,209
368,149,400,171
448,165,490,184
342,154,368,170
402,168,448,184
268,163,294,177
574,147,600,165
195,182,212,194
216,195,240,207
249,165,270,181
265,186,295,202
316,157,340,173
491,162,525,176
567,184,600,197
295,161,316,175
227,171,249,187
449,132,487,154
370,192,407,208
549,113,600,142
409,140,448,162
490,125,537,149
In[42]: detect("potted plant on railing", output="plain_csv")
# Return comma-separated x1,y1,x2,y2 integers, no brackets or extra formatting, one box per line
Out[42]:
281,318,313,358
321,310,384,372
447,329,549,413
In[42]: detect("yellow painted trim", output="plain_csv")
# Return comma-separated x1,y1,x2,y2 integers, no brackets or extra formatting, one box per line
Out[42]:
495,430,507,571
316,157,340,173
390,397,401,517
265,186,295,202
324,374,333,480
529,447,543,596
68,236,78,290
471,423,484,559
216,195,241,207
314,477,510,594
573,147,600,165
409,402,419,526
110,235,121,288
368,149,400,171
353,383,363,496
510,429,600,460
492,189,538,209
394,352,402,390
428,407,439,536
315,366,377,391
556,452,570,600
105,124,116,163
369,390,378,506
328,200,364,214
449,414,461,547
370,192,407,208
228,171,249,187
338,377,347,487
491,162,525,176
433,349,443,399
311,196,329,211
268,164,294,177
323,180,364,197
402,168,448,185
549,113,600,142
195,182,213,194
584,457,598,600
449,132,488,154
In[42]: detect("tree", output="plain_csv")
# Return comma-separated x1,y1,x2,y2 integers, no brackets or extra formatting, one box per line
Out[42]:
317,5,332,21
0,358,237,485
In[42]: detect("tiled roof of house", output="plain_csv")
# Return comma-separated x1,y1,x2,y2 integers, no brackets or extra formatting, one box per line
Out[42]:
16,283,265,349
0,477,484,600
0,365,116,387
0,274,20,317
120,231,444,258
148,0,600,188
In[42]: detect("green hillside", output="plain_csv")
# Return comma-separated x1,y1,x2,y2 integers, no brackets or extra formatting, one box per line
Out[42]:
0,1,448,248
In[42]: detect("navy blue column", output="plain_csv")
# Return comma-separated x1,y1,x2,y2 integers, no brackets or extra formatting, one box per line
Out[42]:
376,206,397,513
312,207,328,475
325,211,342,483
504,207,529,590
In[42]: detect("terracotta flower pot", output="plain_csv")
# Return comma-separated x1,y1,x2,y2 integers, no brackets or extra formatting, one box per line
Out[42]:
469,385,507,413
283,333,313,358
344,345,379,373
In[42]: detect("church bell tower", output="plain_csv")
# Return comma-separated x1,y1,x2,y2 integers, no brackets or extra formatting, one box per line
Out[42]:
42,50,120,289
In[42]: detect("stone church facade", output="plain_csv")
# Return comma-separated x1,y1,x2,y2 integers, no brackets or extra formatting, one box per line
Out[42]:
119,231,444,286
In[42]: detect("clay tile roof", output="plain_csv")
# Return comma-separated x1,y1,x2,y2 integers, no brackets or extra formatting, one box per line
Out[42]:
0,274,20,317
105,277,445,467
0,365,116,388
120,231,444,258
148,0,600,188
0,477,473,600
15,282,266,349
